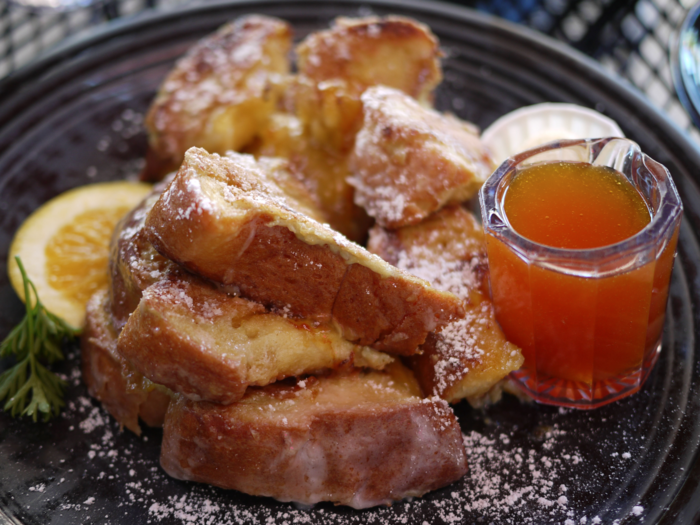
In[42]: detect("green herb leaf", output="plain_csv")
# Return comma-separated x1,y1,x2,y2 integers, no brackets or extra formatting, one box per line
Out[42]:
0,256,80,422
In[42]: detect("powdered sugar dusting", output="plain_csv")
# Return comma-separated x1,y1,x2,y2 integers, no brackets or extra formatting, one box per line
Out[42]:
2,341,662,525
78,405,107,434
459,428,575,517
383,215,521,399
396,248,480,303
348,86,492,228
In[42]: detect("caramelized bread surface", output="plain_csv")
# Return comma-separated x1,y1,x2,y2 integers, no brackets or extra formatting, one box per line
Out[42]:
160,365,468,508
142,15,292,180
411,295,524,403
368,205,523,403
146,148,465,355
117,277,393,404
81,289,170,434
296,16,441,105
82,14,504,509
295,15,441,152
350,86,494,228
111,156,324,327
291,74,366,155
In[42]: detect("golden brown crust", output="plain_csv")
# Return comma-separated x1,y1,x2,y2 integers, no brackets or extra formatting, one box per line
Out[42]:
111,157,325,330
145,151,345,320
160,366,468,508
146,148,465,355
296,16,441,104
117,277,392,404
350,86,494,228
275,16,443,238
142,15,293,181
333,262,458,352
81,289,170,434
112,154,393,404
291,75,366,155
254,154,328,221
368,205,523,403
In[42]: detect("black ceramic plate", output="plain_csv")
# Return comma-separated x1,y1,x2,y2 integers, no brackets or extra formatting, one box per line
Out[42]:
2,1,700,524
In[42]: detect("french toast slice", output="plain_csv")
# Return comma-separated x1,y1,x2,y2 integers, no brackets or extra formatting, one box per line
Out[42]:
146,147,465,355
294,16,441,153
368,205,523,404
160,363,468,508
111,156,325,329
112,168,388,403
368,202,490,297
142,15,292,181
117,277,392,404
81,289,170,434
291,74,365,155
350,86,494,229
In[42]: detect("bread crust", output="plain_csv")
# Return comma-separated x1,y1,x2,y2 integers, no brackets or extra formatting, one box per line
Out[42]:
410,296,524,403
142,15,292,180
295,15,441,153
111,160,325,331
146,148,465,355
112,167,391,403
367,203,490,296
350,86,494,228
160,367,468,508
81,289,170,434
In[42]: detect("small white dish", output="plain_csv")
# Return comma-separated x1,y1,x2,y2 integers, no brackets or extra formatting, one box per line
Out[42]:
481,103,625,166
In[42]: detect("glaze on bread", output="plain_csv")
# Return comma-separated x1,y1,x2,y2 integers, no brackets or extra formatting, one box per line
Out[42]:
296,16,441,106
142,15,292,180
249,110,373,242
109,188,180,331
160,364,468,508
285,16,443,238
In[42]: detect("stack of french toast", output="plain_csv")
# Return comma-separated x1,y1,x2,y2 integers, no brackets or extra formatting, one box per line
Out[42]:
81,14,524,508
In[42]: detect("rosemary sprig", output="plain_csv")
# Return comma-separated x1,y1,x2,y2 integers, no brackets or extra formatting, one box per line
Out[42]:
0,256,80,421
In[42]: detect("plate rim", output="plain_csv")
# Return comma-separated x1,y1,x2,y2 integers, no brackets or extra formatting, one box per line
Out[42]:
1,1,700,523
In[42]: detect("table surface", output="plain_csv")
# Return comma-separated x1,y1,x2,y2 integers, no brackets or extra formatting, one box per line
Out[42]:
2,0,699,145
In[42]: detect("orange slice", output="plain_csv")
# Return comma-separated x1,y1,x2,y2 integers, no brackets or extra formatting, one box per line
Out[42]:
7,181,152,329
